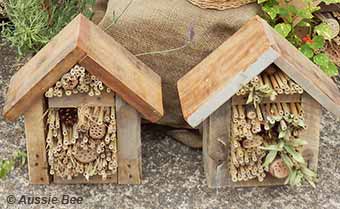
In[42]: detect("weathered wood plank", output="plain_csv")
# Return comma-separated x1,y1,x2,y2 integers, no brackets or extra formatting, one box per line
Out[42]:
178,16,281,127
300,93,321,171
203,101,230,188
3,15,86,121
48,92,115,108
53,174,117,184
232,94,301,105
78,15,163,123
116,96,142,184
24,97,50,184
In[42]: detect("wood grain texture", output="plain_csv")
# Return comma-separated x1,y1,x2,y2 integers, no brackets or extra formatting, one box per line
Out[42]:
178,15,340,128
116,96,142,184
24,97,50,184
53,174,117,184
77,15,163,123
267,24,340,118
4,14,164,123
300,93,321,171
203,101,230,188
3,15,86,121
178,16,281,128
48,92,115,108
232,94,301,105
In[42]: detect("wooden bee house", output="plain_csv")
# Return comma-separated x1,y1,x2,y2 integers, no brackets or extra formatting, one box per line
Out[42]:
3,14,164,185
178,16,340,188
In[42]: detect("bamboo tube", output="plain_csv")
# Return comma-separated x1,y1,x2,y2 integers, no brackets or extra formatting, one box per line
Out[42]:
237,105,245,119
258,75,264,85
232,106,239,119
280,120,287,131
281,103,290,116
278,71,288,86
256,105,263,121
255,120,261,132
276,103,284,116
297,87,304,94
262,74,273,89
246,105,256,120
270,103,278,116
290,103,299,118
274,72,286,89
269,74,281,92
240,88,246,96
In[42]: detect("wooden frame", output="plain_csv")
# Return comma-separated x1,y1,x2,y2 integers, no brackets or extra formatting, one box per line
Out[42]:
45,95,142,185
202,93,321,188
4,14,163,185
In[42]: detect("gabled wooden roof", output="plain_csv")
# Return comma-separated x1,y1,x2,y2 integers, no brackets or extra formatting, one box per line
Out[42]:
3,14,164,122
178,16,340,127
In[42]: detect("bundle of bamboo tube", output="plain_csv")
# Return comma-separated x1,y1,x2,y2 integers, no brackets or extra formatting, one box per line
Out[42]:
236,69,304,102
46,103,118,181
230,69,307,183
45,65,110,98
230,101,306,182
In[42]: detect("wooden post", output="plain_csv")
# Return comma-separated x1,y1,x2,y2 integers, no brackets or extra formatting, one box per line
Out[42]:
116,96,142,184
300,93,321,171
203,101,230,188
24,97,50,184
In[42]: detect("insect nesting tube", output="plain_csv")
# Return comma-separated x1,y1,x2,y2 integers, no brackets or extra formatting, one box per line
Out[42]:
43,64,119,182
229,69,308,184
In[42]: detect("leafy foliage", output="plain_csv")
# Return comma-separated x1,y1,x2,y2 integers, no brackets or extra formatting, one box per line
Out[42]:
1,0,96,57
0,150,27,179
258,0,340,77
259,114,318,187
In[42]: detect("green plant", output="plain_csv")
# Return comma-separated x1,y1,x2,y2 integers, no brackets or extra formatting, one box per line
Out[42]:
1,0,96,57
0,150,27,179
258,0,340,77
260,114,317,187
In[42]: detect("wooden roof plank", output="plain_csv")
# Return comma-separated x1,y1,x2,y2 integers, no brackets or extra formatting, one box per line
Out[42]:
3,16,85,121
177,16,281,127
3,14,164,122
178,15,340,127
77,16,163,122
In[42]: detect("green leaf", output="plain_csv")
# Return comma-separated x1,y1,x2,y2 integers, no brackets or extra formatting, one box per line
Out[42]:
262,150,278,171
320,62,339,77
275,23,292,37
321,0,340,4
284,145,306,164
258,0,268,3
281,153,294,170
301,165,317,178
288,138,308,147
313,53,330,67
300,44,314,59
263,4,280,20
260,143,283,151
314,23,333,40
296,8,313,19
309,36,325,50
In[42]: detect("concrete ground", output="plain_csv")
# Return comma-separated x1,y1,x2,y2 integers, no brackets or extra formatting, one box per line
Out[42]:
0,40,339,209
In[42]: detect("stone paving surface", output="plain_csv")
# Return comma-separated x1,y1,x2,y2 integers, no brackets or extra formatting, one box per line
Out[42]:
0,40,339,209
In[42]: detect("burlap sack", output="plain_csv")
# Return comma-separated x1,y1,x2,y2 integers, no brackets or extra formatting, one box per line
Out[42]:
97,0,260,128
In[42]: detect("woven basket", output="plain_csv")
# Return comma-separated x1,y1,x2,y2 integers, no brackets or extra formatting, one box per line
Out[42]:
187,0,256,10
